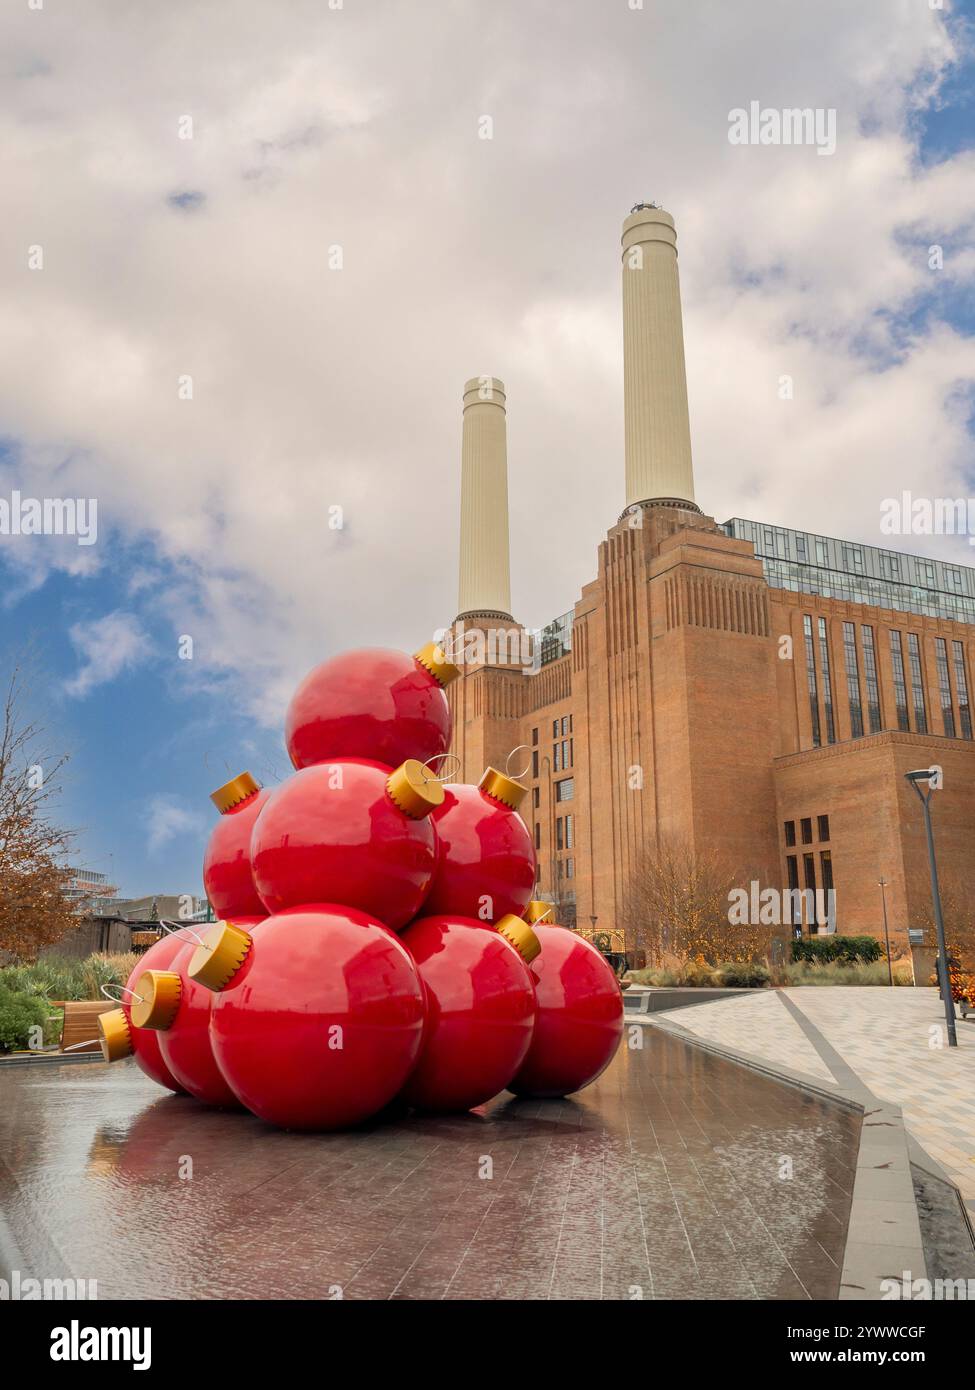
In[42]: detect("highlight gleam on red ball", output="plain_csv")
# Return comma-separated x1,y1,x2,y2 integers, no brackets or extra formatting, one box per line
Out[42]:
250,757,442,931
194,905,426,1131
285,645,460,771
399,913,538,1113
508,924,624,1099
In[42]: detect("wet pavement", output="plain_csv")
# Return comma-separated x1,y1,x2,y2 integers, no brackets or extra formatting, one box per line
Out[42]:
0,1030,860,1300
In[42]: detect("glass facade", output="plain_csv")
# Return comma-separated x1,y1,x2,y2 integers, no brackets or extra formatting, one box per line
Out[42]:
936,638,955,737
802,615,821,746
906,632,927,734
723,518,975,625
842,621,863,738
861,626,883,733
953,640,973,738
539,611,573,667
890,631,910,731
817,617,836,743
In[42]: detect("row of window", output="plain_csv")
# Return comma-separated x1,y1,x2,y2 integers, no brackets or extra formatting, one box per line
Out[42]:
785,850,834,923
803,617,973,746
530,716,575,779
533,813,575,851
784,815,829,847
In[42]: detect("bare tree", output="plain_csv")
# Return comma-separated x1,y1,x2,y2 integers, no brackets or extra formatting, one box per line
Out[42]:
621,835,777,965
0,658,82,961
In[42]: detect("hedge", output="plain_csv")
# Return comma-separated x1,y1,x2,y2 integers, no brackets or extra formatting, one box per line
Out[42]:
790,935,882,964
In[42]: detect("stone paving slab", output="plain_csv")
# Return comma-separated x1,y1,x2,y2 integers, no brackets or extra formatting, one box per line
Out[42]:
0,1028,860,1301
656,990,837,1084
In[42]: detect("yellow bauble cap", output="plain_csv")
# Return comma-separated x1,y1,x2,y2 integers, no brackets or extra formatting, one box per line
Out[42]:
210,771,261,814
188,920,254,992
386,759,445,819
98,1008,133,1062
478,767,528,811
524,899,555,925
413,641,461,688
496,914,542,964
130,970,182,1030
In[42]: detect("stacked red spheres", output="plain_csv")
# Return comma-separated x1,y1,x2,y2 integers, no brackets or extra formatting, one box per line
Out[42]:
101,639,624,1131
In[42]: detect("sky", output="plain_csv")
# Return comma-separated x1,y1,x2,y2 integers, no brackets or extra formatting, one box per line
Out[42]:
0,0,974,898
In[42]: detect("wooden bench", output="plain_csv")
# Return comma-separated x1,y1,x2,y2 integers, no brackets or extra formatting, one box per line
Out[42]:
53,1001,117,1054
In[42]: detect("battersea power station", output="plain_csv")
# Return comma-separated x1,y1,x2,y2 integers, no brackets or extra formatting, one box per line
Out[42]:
441,204,975,957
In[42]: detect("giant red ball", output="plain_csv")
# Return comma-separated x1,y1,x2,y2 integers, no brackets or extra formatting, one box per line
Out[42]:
114,930,189,1094
286,646,454,771
399,914,536,1112
423,780,535,924
203,786,271,918
508,926,623,1098
250,759,438,930
207,905,426,1130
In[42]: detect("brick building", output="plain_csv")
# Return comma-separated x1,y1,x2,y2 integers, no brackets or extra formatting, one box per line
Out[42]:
444,204,974,957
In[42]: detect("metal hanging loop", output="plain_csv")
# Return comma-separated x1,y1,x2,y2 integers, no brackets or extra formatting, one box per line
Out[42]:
505,744,532,781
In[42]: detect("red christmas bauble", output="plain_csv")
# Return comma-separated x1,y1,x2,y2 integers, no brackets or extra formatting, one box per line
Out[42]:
139,930,263,1107
285,644,459,771
250,758,441,930
399,914,536,1112
203,773,271,918
99,930,188,1092
508,926,623,1098
423,772,535,924
199,905,426,1131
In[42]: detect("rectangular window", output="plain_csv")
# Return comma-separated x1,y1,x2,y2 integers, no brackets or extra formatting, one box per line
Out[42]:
861,625,882,732
916,558,936,586
531,727,538,746
842,621,864,739
936,638,956,738
906,633,927,734
803,853,816,892
552,720,558,737
889,631,910,731
815,538,829,566
532,786,540,809
555,778,574,802
817,617,836,743
953,641,973,739
569,738,574,767
795,534,808,561
818,815,830,842
555,817,563,851
880,552,900,580
820,850,833,894
553,742,561,771
945,566,963,593
786,855,800,927
561,739,569,768
801,817,813,845
532,750,538,779
534,821,540,850
784,820,796,847
803,615,821,747
566,857,574,880
561,716,568,735
841,543,864,573
565,814,574,849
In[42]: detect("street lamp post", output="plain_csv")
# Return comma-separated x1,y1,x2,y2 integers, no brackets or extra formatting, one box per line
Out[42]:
905,768,957,1048
878,877,893,986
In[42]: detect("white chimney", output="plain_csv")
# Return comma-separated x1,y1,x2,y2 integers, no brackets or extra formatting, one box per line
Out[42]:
457,376,513,618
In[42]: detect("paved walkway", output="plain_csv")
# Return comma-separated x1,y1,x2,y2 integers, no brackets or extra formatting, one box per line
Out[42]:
0,1030,859,1301
657,988,975,1212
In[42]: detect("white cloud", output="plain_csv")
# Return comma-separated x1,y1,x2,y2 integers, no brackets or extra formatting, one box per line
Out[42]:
64,611,150,697
0,1,972,726
145,794,207,855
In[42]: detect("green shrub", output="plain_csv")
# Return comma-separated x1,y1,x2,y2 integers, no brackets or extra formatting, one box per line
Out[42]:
0,952,137,1003
790,935,882,965
0,984,56,1052
713,960,771,988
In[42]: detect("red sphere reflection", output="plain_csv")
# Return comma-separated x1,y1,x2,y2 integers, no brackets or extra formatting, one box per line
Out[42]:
207,905,426,1130
250,759,440,930
399,914,536,1112
424,774,535,924
286,645,458,771
508,926,623,1098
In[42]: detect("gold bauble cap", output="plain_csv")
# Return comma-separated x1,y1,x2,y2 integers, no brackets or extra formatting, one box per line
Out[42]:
496,914,542,964
386,759,445,819
210,771,261,814
188,920,254,992
524,899,555,925
413,641,461,688
478,766,528,811
130,970,182,1030
98,1008,133,1062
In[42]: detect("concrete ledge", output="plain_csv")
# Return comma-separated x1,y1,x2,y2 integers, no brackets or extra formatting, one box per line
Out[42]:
623,986,764,1013
0,1052,103,1067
